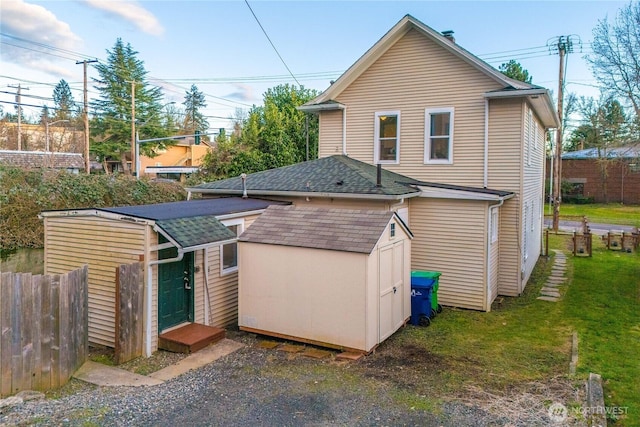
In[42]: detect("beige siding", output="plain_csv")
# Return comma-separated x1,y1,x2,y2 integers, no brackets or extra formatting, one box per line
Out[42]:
487,98,524,296
410,198,489,311
148,231,159,352
205,246,238,327
194,249,205,324
320,28,504,186
318,109,344,157
44,216,146,347
521,104,545,285
239,243,371,351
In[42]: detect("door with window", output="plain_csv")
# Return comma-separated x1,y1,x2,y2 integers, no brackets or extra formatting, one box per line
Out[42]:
158,238,194,331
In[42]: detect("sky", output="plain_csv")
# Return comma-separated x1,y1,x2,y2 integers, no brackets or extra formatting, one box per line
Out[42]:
0,0,630,133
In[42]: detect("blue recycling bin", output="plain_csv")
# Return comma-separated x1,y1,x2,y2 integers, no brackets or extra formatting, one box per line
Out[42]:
410,276,434,326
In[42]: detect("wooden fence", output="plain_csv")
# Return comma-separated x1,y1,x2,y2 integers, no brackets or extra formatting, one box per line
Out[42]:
0,265,88,398
115,262,144,364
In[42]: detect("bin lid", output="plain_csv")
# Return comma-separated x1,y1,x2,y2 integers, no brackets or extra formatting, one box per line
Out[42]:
411,277,435,288
411,270,441,279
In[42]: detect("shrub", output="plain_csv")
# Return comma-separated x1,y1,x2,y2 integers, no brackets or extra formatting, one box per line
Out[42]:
0,167,186,250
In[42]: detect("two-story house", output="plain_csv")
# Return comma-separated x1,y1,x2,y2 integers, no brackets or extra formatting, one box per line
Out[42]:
189,15,559,312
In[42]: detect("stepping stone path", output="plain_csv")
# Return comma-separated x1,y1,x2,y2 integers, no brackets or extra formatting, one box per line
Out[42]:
537,250,567,302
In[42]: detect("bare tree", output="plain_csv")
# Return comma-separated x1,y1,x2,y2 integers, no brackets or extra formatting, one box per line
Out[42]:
587,1,640,117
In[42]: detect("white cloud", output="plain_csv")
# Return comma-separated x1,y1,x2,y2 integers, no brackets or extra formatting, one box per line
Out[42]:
0,0,82,76
84,0,164,37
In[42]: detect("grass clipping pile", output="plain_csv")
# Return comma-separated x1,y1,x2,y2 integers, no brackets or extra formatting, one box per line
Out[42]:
457,378,585,425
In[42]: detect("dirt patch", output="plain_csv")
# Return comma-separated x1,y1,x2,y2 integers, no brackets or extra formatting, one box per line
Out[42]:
88,345,188,376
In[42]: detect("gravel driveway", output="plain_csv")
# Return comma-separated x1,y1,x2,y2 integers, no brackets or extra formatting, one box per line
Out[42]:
0,331,579,426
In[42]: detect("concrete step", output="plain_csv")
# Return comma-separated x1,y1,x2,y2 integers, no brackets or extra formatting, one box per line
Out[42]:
537,296,560,302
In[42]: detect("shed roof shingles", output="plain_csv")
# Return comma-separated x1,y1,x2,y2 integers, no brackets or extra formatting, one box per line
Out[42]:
239,205,397,254
157,215,236,249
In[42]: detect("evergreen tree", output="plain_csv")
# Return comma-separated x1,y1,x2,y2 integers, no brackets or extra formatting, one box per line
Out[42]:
183,85,209,135
40,105,51,124
52,80,76,121
91,38,165,171
498,60,533,83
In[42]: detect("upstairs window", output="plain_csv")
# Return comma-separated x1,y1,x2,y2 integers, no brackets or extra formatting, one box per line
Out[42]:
374,111,400,164
425,108,454,164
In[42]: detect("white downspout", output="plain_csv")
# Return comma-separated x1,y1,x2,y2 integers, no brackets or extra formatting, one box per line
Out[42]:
484,99,489,188
486,198,504,312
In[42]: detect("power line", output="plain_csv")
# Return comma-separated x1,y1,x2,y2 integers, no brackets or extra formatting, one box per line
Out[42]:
0,32,97,61
244,0,301,86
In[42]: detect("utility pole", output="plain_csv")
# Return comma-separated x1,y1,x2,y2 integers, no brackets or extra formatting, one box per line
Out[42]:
77,59,98,174
127,80,138,175
547,35,577,232
8,84,29,150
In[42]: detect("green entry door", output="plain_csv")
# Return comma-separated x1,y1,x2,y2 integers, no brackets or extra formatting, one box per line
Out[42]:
158,243,194,331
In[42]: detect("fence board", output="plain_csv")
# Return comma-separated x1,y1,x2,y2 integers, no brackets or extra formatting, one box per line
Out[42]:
11,273,22,395
1,272,12,396
0,266,88,398
21,273,34,392
115,262,144,364
50,273,60,389
58,273,70,387
31,275,43,390
40,274,52,391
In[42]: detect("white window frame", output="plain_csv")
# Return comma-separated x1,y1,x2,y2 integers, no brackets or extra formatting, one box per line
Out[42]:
220,218,244,275
490,208,499,244
424,107,454,164
374,111,400,164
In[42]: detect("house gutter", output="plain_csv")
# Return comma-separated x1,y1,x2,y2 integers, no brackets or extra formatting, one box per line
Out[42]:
486,198,505,312
187,188,419,201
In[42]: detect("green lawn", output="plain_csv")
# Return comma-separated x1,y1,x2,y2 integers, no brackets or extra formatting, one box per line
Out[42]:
387,232,640,425
561,235,640,426
545,203,640,227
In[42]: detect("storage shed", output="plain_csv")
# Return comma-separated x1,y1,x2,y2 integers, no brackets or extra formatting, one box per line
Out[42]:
41,197,287,357
238,205,413,353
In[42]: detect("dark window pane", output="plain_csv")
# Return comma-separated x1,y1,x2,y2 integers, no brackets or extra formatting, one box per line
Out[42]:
430,113,450,136
222,243,237,270
430,137,449,160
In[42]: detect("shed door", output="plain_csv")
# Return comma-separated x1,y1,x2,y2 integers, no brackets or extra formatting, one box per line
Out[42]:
379,241,405,341
158,245,194,332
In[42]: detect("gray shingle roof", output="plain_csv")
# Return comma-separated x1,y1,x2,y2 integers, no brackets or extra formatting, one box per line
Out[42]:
0,150,84,169
189,155,420,199
157,215,236,250
239,205,402,254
